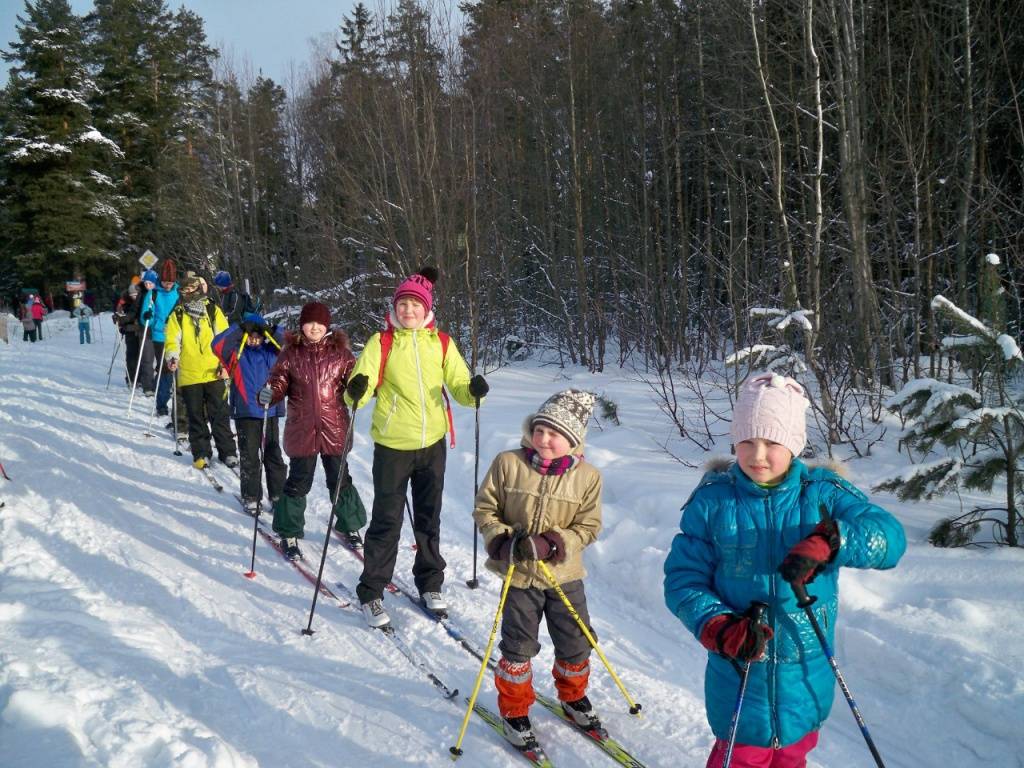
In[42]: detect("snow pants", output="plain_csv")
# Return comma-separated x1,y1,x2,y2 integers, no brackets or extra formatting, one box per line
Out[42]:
123,332,139,386
272,453,364,538
180,379,236,462
33,319,42,340
79,323,91,344
494,581,594,717
134,333,155,393
153,341,173,411
236,416,286,504
356,439,446,604
706,730,819,768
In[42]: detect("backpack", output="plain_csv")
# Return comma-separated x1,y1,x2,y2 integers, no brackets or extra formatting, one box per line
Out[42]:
376,327,456,447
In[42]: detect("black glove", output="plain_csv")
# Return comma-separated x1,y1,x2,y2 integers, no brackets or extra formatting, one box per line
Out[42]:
142,310,153,322
469,374,489,398
346,373,369,403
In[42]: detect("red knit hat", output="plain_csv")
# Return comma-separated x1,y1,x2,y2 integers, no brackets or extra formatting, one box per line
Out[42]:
299,301,331,327
160,259,177,283
394,266,439,309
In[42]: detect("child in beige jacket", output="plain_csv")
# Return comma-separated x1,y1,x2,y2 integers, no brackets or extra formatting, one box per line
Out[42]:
473,389,603,753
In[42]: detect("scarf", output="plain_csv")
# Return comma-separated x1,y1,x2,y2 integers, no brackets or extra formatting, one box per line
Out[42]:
524,448,579,476
183,297,206,318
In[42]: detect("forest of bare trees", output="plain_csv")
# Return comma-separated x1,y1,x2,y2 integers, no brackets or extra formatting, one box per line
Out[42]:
4,0,1023,391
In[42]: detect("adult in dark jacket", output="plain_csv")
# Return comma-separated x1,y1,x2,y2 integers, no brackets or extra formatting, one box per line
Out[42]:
125,270,159,395
212,313,287,515
260,301,365,559
213,270,259,326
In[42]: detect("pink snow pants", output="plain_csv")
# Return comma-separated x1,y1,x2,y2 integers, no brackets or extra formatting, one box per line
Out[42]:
705,730,819,768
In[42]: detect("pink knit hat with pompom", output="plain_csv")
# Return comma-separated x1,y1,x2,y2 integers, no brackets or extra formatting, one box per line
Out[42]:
731,373,810,457
394,266,439,309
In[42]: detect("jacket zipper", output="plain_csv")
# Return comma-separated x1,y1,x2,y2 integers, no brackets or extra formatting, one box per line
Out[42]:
411,330,428,447
766,494,782,749
529,474,549,583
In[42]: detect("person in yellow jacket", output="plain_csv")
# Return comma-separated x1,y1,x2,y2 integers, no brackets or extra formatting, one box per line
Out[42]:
344,266,489,628
165,275,238,470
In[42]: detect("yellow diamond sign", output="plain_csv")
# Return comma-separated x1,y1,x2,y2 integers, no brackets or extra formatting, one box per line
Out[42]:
139,249,158,269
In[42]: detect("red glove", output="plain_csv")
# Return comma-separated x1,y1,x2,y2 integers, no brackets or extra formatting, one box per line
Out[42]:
699,611,773,661
778,521,840,585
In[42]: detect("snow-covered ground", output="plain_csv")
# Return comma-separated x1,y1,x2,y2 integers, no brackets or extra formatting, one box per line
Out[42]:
1,317,1022,767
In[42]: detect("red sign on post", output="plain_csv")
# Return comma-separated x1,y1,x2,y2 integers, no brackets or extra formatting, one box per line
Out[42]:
65,280,87,292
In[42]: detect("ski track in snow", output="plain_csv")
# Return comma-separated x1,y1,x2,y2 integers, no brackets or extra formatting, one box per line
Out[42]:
1,317,1022,767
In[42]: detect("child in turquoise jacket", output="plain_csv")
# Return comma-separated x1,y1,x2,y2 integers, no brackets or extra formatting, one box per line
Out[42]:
663,373,906,768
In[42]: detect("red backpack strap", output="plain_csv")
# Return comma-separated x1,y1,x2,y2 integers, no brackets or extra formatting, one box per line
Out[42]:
376,328,394,394
438,332,455,448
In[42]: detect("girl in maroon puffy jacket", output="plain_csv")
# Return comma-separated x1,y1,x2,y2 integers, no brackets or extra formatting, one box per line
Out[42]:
259,302,366,560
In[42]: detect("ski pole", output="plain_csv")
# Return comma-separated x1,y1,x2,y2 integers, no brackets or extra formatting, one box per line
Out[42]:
466,395,481,589
791,582,886,768
0,461,11,481
171,371,182,457
450,537,520,759
127,318,151,416
536,559,642,715
243,404,272,580
302,405,359,636
143,343,168,437
105,334,123,390
722,601,769,768
404,495,418,551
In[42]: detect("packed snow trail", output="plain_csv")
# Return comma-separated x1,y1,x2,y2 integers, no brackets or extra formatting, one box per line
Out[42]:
1,315,1022,767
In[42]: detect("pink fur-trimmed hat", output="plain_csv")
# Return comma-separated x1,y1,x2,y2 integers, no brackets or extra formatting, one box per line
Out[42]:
731,373,810,457
394,266,439,309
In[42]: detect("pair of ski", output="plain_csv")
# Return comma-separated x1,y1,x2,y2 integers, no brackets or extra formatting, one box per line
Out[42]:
228,492,458,702
331,532,646,768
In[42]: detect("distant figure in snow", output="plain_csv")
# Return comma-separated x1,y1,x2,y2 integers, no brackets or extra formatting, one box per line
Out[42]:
663,373,906,768
73,299,93,344
115,277,142,386
213,312,287,517
258,301,364,561
344,266,487,628
473,389,605,752
30,295,45,340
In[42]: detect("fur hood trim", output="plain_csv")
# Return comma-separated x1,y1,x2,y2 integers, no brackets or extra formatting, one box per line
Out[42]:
283,328,351,351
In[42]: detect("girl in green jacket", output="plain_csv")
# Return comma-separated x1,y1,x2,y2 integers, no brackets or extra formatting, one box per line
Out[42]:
345,266,488,628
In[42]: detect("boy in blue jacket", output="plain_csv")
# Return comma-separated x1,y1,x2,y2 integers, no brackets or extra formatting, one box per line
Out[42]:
152,260,180,416
663,373,906,768
213,313,287,515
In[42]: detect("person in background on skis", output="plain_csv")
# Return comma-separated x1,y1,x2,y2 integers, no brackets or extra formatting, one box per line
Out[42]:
30,294,45,340
213,312,287,516
344,266,487,628
213,270,259,326
258,301,364,561
165,275,238,471
125,270,160,396
152,260,180,417
72,299,93,344
663,373,906,768
115,277,142,386
473,389,603,751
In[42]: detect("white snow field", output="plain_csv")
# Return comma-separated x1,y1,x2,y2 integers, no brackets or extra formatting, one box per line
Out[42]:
1,316,1022,767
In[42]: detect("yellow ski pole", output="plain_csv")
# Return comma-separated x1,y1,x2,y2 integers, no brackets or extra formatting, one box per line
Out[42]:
450,544,519,759
263,329,281,349
536,559,642,716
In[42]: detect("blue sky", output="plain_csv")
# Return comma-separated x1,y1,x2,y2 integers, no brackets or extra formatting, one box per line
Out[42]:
1,0,356,88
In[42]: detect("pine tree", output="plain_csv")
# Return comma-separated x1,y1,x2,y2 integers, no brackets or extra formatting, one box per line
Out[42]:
0,0,124,293
877,285,1023,547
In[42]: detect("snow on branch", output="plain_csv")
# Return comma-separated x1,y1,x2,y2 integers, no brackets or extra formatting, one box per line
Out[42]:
949,407,1024,432
931,294,1022,362
748,307,814,332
